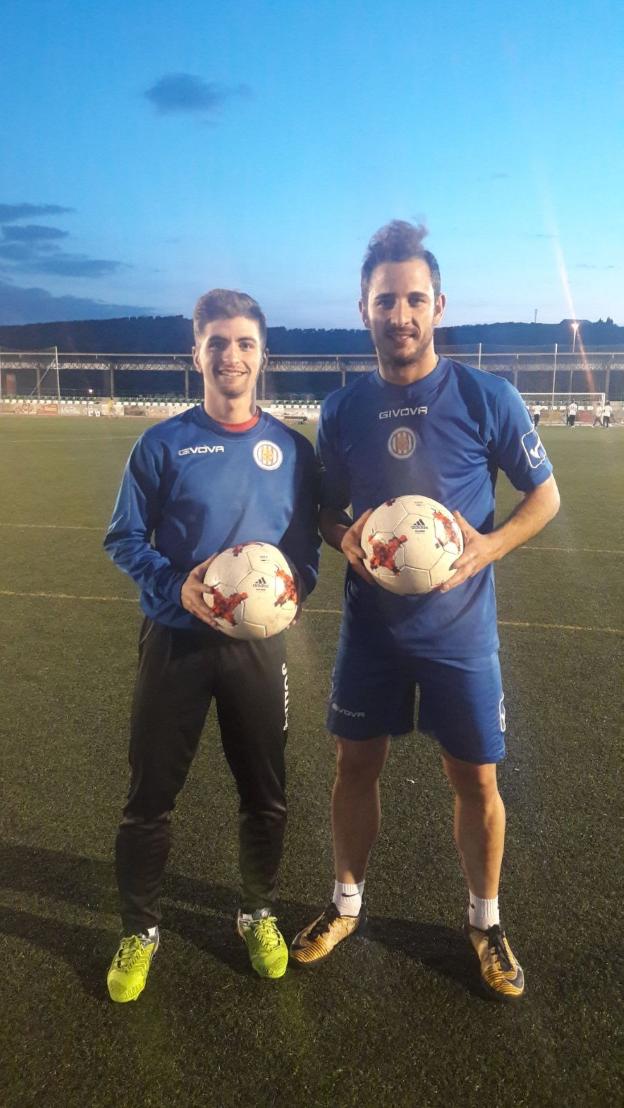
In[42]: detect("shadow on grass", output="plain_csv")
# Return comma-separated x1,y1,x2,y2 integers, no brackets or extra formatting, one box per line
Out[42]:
0,842,485,1000
0,904,113,1002
366,914,485,999
0,842,336,988
0,840,238,913
0,841,251,986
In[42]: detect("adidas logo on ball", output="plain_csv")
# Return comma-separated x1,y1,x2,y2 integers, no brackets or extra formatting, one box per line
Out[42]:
202,543,299,639
363,495,464,595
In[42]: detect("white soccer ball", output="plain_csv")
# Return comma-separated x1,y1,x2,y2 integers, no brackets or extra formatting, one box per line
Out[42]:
362,495,464,595
202,542,299,639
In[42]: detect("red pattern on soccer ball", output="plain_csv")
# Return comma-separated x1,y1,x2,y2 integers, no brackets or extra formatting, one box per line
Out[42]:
433,510,460,548
368,534,408,574
275,568,297,606
207,585,248,625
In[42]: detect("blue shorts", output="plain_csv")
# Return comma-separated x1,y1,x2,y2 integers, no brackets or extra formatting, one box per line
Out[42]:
327,636,506,764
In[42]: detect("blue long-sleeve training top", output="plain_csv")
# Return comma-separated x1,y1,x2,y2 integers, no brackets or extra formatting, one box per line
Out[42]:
104,404,320,630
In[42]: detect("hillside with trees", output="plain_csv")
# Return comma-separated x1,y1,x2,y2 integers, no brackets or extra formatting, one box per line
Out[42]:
0,315,622,354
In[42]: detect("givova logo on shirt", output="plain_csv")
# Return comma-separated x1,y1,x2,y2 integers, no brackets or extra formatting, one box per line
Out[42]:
331,701,366,719
253,441,283,470
388,427,417,459
178,444,225,456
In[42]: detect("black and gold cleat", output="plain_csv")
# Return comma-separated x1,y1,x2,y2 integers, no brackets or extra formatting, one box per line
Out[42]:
465,920,525,1001
290,902,366,967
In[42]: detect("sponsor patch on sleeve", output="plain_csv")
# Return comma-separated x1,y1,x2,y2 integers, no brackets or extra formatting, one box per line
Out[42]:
520,428,547,469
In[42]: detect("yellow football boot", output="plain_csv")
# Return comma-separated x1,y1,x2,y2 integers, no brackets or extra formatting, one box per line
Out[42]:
107,931,159,1003
236,910,289,979
290,902,366,966
465,921,525,1001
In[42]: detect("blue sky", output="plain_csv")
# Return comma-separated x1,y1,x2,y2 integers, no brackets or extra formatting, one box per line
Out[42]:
1,0,622,327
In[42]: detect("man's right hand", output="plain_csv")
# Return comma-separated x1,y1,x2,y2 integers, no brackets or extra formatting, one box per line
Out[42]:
339,509,377,586
180,556,221,627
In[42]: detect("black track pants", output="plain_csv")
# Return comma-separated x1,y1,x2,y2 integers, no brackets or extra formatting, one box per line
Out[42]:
115,618,289,932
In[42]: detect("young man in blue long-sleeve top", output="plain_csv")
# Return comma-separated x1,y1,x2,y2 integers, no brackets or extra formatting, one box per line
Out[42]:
104,289,320,1000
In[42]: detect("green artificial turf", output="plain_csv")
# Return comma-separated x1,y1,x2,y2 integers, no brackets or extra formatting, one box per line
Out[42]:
0,416,622,1107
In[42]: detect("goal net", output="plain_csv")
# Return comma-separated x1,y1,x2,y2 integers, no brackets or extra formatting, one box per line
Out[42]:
0,348,65,412
520,392,605,424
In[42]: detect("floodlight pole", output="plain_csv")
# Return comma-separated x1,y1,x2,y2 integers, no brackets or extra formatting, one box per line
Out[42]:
569,324,579,400
55,347,61,402
551,343,558,408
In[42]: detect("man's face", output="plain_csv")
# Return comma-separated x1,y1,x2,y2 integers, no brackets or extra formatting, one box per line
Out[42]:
360,259,446,373
192,315,266,401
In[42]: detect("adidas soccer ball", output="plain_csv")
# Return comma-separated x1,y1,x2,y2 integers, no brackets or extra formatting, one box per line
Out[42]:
202,542,299,639
362,495,464,595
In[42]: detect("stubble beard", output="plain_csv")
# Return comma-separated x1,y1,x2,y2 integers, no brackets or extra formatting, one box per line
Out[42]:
383,329,434,374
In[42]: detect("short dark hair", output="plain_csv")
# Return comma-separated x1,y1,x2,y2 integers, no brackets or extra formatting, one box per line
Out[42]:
193,288,267,347
360,220,441,301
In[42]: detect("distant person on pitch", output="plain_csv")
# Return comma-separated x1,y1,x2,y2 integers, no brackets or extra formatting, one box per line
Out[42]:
593,402,603,427
531,403,541,428
290,221,560,1001
104,289,319,1002
566,400,578,427
602,401,612,427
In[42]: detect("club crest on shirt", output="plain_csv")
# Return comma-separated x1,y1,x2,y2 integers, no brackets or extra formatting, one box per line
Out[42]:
253,440,283,470
387,426,417,459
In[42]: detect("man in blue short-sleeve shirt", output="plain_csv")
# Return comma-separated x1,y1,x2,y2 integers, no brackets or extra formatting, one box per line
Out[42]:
290,222,560,1001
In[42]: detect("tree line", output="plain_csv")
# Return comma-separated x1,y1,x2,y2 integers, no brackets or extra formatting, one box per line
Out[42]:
0,315,621,354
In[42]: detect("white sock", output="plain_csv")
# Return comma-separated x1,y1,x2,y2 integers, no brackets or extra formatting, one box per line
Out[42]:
238,907,270,925
333,880,364,916
468,892,500,930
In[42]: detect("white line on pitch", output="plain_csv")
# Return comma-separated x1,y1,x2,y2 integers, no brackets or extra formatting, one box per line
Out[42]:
499,618,623,634
0,435,141,442
0,589,136,603
0,524,622,557
304,608,624,635
518,545,623,555
0,522,104,531
0,591,621,636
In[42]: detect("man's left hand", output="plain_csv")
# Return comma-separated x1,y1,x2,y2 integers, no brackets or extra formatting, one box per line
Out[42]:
439,510,500,593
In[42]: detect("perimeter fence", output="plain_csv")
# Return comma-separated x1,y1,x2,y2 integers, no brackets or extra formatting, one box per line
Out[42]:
1,346,624,411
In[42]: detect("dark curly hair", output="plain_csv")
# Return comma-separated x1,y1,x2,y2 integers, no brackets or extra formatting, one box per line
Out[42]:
360,221,441,301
